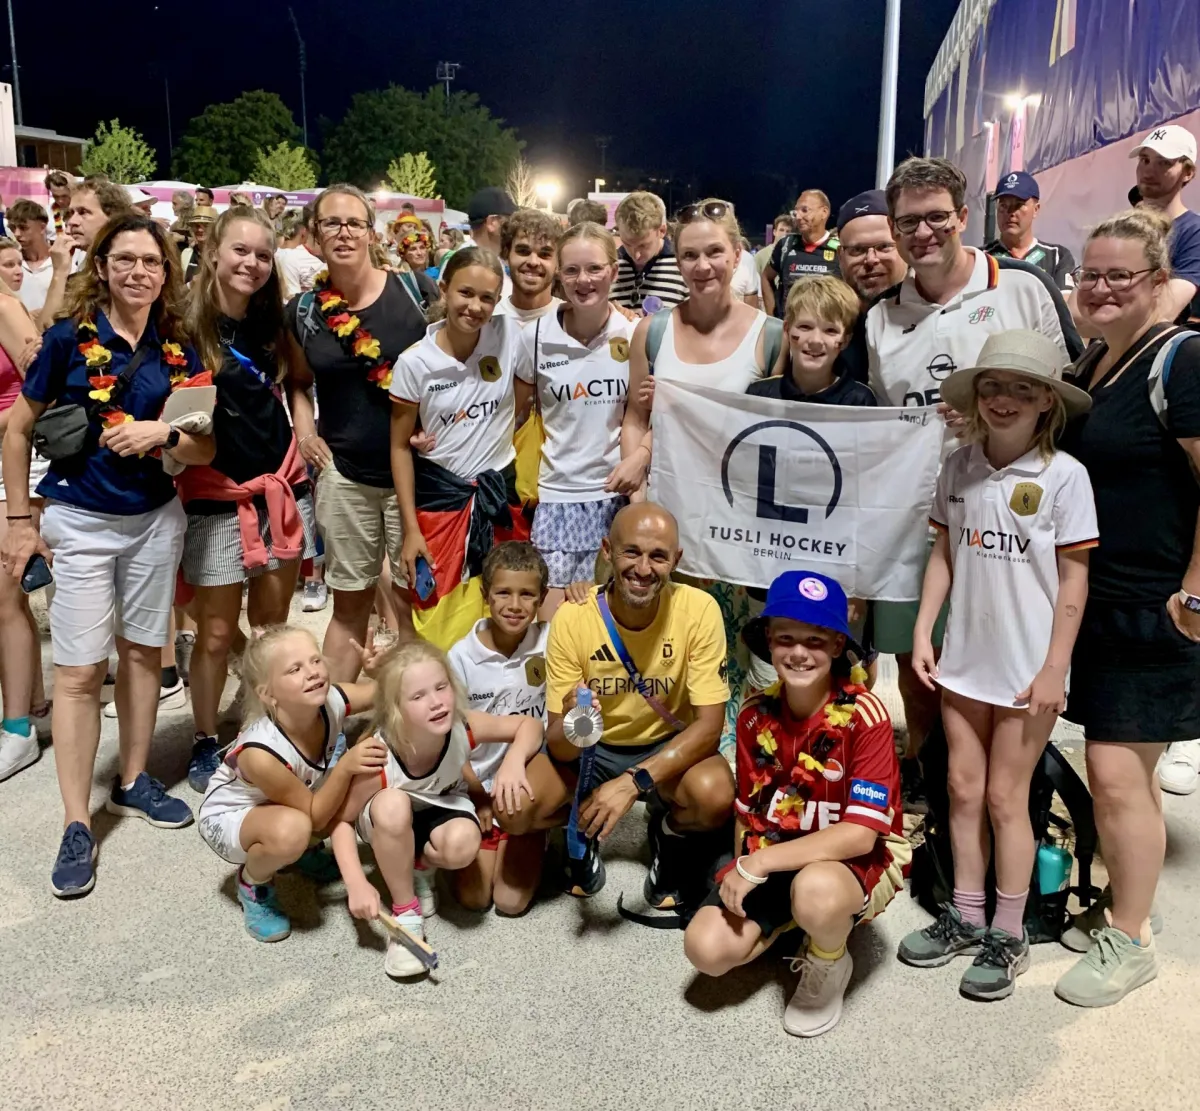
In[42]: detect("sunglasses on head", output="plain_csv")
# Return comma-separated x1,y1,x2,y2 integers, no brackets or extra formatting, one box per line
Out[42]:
677,201,731,224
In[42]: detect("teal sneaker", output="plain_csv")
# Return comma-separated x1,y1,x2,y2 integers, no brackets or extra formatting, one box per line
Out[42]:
897,906,986,967
236,870,291,942
959,928,1030,1001
286,845,341,886
1055,926,1158,1007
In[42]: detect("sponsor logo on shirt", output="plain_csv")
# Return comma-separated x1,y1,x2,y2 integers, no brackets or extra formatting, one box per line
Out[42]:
947,494,965,503
427,380,457,393
957,526,1032,559
589,644,617,663
849,778,889,809
822,757,844,782
546,378,628,403
904,353,956,407
438,399,502,428
968,305,996,324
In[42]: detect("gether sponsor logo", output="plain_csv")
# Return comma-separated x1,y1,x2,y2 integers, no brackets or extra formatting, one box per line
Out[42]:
849,778,889,806
547,378,628,403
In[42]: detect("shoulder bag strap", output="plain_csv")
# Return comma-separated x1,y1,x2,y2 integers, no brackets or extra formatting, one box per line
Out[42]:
595,589,687,731
761,316,784,375
645,310,670,376
85,342,153,422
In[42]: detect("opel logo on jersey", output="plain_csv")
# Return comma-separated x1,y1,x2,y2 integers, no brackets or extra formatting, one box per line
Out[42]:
720,419,842,524
609,337,630,363
927,353,957,381
478,355,502,382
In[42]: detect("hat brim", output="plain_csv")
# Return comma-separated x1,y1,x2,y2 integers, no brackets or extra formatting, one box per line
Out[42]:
741,615,864,665
939,364,1092,417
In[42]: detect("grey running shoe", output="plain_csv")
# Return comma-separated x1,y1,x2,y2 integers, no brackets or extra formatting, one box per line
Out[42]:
897,905,987,967
1055,926,1158,1008
1061,887,1163,952
959,929,1030,1001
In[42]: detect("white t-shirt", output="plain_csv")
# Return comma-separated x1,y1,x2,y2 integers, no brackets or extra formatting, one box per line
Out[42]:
390,316,518,479
275,245,325,299
731,250,760,301
931,444,1098,708
494,295,562,325
448,618,548,790
515,306,635,501
18,256,54,314
866,248,1071,445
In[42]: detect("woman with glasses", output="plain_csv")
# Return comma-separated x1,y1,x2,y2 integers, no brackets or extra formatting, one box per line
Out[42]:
284,185,429,682
621,199,783,750
1,212,214,899
396,225,440,308
1053,207,1200,1008
513,221,638,619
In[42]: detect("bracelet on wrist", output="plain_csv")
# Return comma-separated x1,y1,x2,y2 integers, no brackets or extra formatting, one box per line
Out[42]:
5,514,32,521
298,433,317,448
735,856,768,885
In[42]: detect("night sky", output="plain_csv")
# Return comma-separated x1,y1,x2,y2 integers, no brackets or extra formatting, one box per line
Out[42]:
10,0,961,229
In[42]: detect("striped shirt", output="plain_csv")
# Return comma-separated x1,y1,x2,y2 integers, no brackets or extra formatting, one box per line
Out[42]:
612,241,689,310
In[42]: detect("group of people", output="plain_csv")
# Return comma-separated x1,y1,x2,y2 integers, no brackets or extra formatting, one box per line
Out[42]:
0,118,1198,1036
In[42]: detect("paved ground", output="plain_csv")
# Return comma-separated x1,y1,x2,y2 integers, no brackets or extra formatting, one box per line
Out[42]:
1,596,1197,1111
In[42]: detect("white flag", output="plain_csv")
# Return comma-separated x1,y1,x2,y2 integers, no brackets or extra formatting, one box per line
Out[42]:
649,380,944,600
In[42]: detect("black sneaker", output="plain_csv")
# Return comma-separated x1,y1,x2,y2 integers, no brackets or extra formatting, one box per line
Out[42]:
188,736,221,793
565,838,605,898
959,928,1030,1001
900,756,928,813
644,809,686,909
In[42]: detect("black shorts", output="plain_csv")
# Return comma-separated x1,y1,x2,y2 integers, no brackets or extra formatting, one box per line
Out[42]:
579,739,670,801
412,805,480,856
701,864,879,937
1064,600,1200,743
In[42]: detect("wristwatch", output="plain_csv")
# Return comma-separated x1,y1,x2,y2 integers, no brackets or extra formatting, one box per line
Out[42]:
1179,590,1200,614
625,766,655,800
164,427,181,451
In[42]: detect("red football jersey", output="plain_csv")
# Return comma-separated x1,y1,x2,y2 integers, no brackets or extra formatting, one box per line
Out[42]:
734,683,902,883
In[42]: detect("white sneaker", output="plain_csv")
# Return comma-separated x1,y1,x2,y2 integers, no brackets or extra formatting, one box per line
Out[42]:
413,866,438,917
1158,740,1200,795
0,728,40,782
783,949,854,1037
103,679,188,719
302,582,328,612
384,917,430,978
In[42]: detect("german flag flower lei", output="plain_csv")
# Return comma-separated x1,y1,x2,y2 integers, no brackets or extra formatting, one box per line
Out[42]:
312,270,391,390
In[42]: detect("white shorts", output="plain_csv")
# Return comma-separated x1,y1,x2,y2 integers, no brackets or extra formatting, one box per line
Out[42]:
198,807,249,865
40,499,186,666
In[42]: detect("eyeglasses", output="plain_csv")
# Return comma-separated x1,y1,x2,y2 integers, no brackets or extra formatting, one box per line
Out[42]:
1071,267,1155,291
104,252,164,274
841,242,898,260
677,201,731,224
976,377,1045,401
560,263,612,282
317,217,371,238
892,210,957,235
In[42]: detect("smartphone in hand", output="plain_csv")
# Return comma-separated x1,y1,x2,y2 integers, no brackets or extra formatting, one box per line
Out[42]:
413,556,436,602
20,554,53,594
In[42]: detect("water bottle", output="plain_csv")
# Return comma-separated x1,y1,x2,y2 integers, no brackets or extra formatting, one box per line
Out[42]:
1036,840,1072,896
565,690,603,860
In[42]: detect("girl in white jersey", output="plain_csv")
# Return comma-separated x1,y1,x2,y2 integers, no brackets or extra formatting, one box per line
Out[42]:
330,639,544,979
198,625,388,943
897,330,1097,1002
514,221,640,618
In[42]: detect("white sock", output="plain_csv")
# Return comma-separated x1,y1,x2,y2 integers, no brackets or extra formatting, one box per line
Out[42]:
121,780,137,791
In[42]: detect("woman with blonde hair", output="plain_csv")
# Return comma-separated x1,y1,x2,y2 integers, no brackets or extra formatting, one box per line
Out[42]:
177,205,317,793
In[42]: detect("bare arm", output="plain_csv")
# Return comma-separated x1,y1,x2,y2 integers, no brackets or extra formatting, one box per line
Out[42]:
36,236,75,332
746,820,879,876
761,263,778,318
912,528,952,689
1160,278,1198,325
283,333,332,470
634,701,725,787
390,400,433,582
0,395,52,576
613,319,652,498
514,376,536,429
1017,548,1091,713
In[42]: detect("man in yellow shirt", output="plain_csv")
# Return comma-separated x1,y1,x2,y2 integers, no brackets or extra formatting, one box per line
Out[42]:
499,503,734,910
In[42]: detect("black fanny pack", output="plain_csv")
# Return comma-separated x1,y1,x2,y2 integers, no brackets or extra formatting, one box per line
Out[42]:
32,343,151,461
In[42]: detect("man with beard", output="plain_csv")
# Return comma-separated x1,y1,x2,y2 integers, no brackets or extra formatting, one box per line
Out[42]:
495,208,562,325
496,503,735,910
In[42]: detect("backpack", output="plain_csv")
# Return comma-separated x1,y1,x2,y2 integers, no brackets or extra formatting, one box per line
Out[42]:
645,311,784,377
294,270,429,358
908,718,1099,943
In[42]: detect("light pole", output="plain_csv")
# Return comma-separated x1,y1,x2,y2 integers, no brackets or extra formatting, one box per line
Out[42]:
437,62,462,110
288,7,308,148
875,0,901,188
6,0,21,126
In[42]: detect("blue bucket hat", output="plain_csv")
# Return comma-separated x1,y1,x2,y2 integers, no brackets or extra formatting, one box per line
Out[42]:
741,570,861,661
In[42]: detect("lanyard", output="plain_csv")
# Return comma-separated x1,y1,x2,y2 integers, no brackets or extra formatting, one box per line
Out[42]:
227,344,282,402
595,590,686,731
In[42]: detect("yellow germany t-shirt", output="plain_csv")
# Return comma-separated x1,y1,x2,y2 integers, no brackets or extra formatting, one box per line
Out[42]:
546,583,730,747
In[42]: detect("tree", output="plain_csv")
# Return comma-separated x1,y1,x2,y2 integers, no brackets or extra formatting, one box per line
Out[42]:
253,141,318,190
323,86,521,208
385,151,440,198
173,91,302,185
505,156,538,209
78,119,156,184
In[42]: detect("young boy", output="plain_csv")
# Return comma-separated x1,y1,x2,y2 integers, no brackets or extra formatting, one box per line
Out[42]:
448,542,550,915
747,275,877,406
612,191,688,312
683,570,908,1038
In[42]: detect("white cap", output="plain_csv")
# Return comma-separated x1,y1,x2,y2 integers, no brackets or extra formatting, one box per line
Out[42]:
125,186,156,207
1130,124,1197,163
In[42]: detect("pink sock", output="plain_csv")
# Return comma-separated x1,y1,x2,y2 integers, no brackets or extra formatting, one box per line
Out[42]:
992,889,1028,938
392,897,420,917
953,888,987,928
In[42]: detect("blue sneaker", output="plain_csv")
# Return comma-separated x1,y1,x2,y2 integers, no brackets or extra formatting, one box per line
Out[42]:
51,822,97,898
187,736,221,794
284,844,342,886
106,772,194,828
237,870,291,942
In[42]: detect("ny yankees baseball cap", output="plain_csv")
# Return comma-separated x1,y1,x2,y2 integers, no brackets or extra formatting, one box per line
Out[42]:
994,170,1039,201
836,189,888,232
741,570,862,662
1130,124,1197,163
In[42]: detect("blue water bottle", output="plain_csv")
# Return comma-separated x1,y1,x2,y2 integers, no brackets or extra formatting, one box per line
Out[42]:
564,689,603,861
1036,840,1072,896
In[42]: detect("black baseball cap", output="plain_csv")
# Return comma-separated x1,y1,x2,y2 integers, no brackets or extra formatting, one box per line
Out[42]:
466,187,517,223
836,189,888,231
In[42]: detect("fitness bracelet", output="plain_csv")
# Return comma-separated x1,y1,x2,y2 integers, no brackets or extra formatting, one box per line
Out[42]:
735,856,768,885
164,427,181,451
624,766,656,800
1179,590,1200,615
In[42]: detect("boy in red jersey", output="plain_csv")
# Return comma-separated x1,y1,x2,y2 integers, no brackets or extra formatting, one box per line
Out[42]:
683,569,909,1038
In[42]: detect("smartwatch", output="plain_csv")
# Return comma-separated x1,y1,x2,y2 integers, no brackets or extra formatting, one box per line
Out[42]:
625,766,655,800
1179,590,1200,615
164,427,181,451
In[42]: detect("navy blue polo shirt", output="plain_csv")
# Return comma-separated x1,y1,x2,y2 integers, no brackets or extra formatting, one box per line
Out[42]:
23,312,204,515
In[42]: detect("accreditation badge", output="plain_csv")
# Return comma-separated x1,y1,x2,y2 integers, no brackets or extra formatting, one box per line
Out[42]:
1009,482,1043,516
